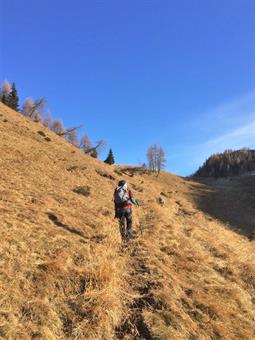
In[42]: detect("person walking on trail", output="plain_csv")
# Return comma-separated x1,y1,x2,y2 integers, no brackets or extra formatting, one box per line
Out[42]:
114,180,139,242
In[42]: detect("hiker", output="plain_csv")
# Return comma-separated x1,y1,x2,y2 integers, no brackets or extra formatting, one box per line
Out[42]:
114,180,139,242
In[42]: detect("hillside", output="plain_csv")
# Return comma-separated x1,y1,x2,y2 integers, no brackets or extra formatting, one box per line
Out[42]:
0,102,254,340
193,176,255,237
194,149,255,178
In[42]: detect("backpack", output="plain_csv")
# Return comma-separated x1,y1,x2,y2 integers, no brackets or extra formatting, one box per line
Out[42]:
114,186,129,206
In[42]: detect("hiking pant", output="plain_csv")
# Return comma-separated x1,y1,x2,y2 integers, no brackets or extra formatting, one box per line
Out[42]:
118,208,132,241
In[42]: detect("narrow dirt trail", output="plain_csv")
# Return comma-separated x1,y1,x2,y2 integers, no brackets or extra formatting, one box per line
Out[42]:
115,205,162,340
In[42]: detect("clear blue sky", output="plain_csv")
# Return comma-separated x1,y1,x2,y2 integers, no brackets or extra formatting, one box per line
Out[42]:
1,0,255,175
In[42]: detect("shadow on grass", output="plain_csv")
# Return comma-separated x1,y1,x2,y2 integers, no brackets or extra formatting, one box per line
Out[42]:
46,212,87,238
190,176,255,238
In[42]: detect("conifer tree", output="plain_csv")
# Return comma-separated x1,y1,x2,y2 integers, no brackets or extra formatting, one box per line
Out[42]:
104,148,115,165
1,94,7,105
7,83,19,111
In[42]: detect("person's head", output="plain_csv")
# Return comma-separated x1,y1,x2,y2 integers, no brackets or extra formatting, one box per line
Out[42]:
118,179,128,190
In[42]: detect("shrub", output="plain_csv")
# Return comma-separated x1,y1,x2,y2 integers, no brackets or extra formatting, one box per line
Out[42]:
73,185,91,197
37,131,46,137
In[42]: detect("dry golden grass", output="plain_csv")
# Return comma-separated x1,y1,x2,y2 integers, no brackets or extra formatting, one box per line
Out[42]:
0,102,254,339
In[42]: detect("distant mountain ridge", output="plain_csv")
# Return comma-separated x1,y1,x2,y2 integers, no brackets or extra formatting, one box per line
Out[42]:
194,148,255,178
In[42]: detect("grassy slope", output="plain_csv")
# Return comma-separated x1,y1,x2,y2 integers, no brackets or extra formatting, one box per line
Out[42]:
0,103,254,339
192,176,255,237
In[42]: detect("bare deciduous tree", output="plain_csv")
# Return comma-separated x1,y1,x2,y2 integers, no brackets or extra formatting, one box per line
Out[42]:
147,144,157,172
22,98,34,116
22,97,46,121
42,111,52,127
48,119,82,146
0,80,11,99
57,125,83,136
50,119,65,134
65,129,79,146
94,140,106,155
147,144,166,174
79,134,92,152
28,98,46,120
33,111,41,122
79,135,106,158
157,146,166,174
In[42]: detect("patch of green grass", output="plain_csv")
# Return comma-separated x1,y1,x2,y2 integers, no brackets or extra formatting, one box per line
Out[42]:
114,169,123,176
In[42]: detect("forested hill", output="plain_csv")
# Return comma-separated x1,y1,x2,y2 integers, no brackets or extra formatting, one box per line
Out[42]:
194,149,255,178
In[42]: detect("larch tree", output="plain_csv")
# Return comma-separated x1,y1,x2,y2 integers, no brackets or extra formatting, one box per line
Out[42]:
28,98,46,121
42,112,52,128
0,80,11,97
65,129,79,147
79,135,106,159
50,119,65,134
22,98,34,116
157,146,166,174
21,97,46,121
146,144,167,174
147,144,157,172
79,134,92,153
